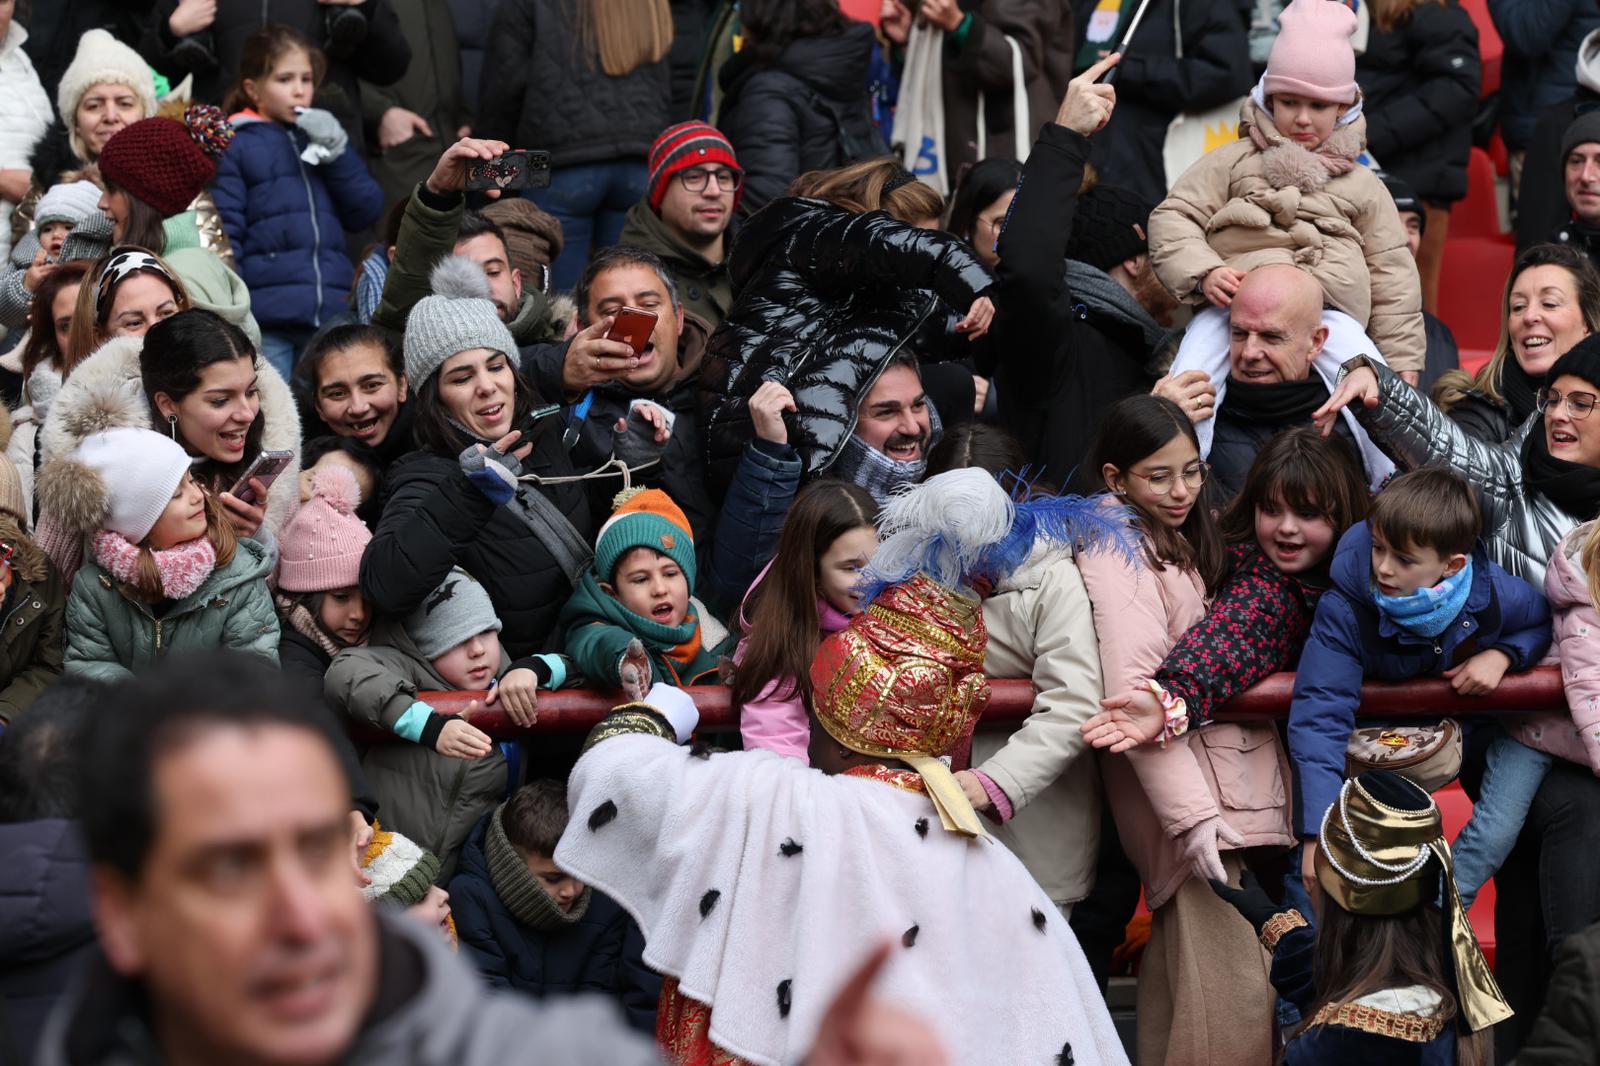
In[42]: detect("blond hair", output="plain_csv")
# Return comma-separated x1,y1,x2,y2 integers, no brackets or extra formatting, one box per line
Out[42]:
578,0,673,77
788,159,944,225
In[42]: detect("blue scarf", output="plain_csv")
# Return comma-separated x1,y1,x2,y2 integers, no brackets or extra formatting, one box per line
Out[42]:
1372,559,1474,639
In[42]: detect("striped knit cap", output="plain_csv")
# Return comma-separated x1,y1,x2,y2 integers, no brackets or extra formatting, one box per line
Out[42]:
360,823,441,908
647,121,742,212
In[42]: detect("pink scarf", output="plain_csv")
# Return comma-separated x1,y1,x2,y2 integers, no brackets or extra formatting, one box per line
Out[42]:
92,530,217,602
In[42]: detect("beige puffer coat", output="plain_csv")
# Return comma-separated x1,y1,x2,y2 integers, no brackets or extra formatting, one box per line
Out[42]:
1148,99,1425,375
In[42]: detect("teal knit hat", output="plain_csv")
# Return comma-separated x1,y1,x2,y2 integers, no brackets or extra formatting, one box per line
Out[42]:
594,487,697,587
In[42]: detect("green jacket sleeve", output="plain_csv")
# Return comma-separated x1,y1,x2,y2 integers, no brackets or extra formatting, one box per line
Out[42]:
564,619,633,689
63,578,134,685
220,578,281,665
325,646,425,732
0,572,66,723
373,185,467,335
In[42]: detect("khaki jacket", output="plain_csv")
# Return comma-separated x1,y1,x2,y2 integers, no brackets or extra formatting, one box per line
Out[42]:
1148,100,1425,374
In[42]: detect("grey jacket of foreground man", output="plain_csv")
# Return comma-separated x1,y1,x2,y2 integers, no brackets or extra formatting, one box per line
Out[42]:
34,912,662,1066
1354,360,1575,586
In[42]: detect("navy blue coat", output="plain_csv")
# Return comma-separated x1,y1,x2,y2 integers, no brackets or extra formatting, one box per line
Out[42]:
0,819,95,1066
446,813,661,1033
1288,522,1552,836
211,115,384,331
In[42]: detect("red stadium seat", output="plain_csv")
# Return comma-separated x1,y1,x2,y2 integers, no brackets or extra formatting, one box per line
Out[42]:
1438,237,1514,352
1453,148,1508,239
1437,781,1496,968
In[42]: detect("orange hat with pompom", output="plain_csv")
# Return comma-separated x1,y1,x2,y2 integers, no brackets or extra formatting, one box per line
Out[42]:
277,464,372,592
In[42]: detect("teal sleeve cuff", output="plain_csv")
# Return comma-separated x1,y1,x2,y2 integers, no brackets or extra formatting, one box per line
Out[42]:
393,700,434,743
535,653,567,690
949,12,974,49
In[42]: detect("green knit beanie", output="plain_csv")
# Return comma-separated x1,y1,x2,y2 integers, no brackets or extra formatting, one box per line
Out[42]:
593,487,697,587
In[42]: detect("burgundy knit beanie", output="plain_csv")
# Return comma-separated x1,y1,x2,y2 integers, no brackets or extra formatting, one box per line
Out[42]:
647,121,742,213
98,105,236,218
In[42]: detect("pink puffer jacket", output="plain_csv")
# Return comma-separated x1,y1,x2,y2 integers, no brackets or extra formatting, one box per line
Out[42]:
1076,541,1295,909
1527,523,1600,774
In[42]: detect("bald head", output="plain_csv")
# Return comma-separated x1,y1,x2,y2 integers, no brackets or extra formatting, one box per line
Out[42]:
1228,265,1328,384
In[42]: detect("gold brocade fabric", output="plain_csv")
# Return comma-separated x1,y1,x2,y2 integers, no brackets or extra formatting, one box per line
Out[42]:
657,978,752,1066
1307,1001,1448,1043
1260,909,1308,951
580,706,677,754
841,763,929,795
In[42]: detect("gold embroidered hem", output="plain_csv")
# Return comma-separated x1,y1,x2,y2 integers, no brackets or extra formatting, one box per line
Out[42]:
1307,1001,1449,1043
1260,909,1309,951
581,706,676,753
842,763,929,796
657,977,754,1066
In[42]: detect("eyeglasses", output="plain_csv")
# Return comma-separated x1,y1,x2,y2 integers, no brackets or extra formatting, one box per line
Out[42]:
678,166,743,193
1125,461,1210,497
1538,386,1598,420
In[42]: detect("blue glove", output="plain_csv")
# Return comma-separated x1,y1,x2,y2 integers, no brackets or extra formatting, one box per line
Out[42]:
459,442,522,506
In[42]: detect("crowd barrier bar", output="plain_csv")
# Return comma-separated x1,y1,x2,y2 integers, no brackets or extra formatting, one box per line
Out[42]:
408,664,1567,738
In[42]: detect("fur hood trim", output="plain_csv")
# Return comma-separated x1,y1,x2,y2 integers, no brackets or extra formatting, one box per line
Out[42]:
39,333,304,534
36,455,109,536
0,514,49,585
1240,98,1366,193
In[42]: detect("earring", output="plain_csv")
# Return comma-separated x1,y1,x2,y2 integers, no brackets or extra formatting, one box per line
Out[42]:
167,413,177,440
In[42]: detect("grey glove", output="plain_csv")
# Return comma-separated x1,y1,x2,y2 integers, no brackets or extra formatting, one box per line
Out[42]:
295,107,348,164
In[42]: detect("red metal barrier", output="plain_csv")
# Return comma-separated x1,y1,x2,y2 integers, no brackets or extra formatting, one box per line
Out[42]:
414,664,1567,737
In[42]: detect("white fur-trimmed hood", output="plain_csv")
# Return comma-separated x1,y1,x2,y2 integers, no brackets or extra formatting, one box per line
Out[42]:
39,333,303,533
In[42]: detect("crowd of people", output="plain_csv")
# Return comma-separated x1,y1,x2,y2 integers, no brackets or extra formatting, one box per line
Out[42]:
5,0,1600,1063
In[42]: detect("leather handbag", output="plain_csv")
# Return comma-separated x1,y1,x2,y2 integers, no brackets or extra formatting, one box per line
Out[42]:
1345,720,1463,793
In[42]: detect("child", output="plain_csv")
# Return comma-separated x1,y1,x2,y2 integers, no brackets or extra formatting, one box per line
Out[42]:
0,476,65,723
1289,468,1552,899
0,180,102,330
325,567,570,876
447,779,661,1033
1147,0,1426,441
211,24,383,379
276,463,372,672
360,822,457,947
42,427,279,683
731,480,879,762
559,488,732,689
1212,771,1505,1064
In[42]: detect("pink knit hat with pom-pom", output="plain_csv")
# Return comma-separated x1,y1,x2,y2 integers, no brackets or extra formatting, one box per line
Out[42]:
1263,0,1360,105
276,465,372,593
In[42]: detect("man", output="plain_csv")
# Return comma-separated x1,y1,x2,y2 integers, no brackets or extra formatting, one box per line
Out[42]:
1380,171,1460,394
1553,112,1600,259
359,0,471,207
992,54,1178,488
1163,264,1394,500
618,122,739,330
555,478,1131,1065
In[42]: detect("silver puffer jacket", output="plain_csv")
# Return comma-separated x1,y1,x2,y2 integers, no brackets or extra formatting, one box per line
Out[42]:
1352,360,1576,587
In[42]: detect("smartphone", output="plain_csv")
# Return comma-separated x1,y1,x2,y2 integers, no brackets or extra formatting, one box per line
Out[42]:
605,306,658,356
466,149,552,192
228,450,295,504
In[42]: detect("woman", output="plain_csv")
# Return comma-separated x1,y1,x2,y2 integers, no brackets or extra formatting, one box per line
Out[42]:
1434,244,1600,444
294,323,412,465
39,304,302,573
716,0,881,216
1319,335,1600,1055
477,0,672,292
5,261,90,525
1356,0,1481,312
96,108,261,348
63,248,190,370
15,30,154,244
700,158,995,495
946,158,1022,271
1075,393,1290,1066
360,258,591,659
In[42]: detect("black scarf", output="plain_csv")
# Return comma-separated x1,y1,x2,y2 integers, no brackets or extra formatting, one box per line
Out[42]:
1498,357,1542,428
1522,428,1600,521
1223,375,1331,425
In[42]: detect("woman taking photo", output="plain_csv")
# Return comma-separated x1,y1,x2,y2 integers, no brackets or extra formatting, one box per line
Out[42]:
1433,244,1600,444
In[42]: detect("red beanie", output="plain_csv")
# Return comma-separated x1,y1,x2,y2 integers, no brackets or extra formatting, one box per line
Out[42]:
98,105,236,218
647,121,742,213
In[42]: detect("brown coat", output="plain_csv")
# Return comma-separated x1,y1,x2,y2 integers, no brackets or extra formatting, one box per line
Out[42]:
1147,100,1426,374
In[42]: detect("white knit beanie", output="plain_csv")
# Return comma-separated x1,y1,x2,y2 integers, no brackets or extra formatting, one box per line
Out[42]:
72,428,191,542
34,181,105,229
57,30,157,161
403,257,519,388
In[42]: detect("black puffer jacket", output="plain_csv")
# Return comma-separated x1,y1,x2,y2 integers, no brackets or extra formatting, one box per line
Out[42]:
360,425,593,659
0,820,94,1066
476,0,672,168
717,22,880,215
1356,0,1481,205
700,197,993,493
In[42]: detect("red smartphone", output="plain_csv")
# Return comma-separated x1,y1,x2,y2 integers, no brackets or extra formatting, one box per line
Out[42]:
227,449,295,504
605,306,658,356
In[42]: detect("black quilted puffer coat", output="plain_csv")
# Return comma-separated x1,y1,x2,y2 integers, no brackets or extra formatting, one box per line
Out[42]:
700,197,993,494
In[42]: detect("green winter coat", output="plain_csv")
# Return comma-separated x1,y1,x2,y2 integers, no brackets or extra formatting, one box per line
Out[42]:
63,539,279,684
0,517,65,723
324,618,510,879
618,199,733,330
558,571,732,689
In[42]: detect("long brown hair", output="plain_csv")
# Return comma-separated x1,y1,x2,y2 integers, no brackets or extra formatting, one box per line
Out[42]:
1369,0,1445,33
223,24,326,115
1434,244,1600,412
66,249,191,369
1219,427,1369,555
729,480,878,711
21,260,91,384
1087,394,1227,595
123,489,239,603
1310,894,1491,1066
576,0,673,77
788,159,944,225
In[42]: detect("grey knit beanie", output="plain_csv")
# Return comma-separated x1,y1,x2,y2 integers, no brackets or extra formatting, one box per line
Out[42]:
404,567,503,660
403,257,520,388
